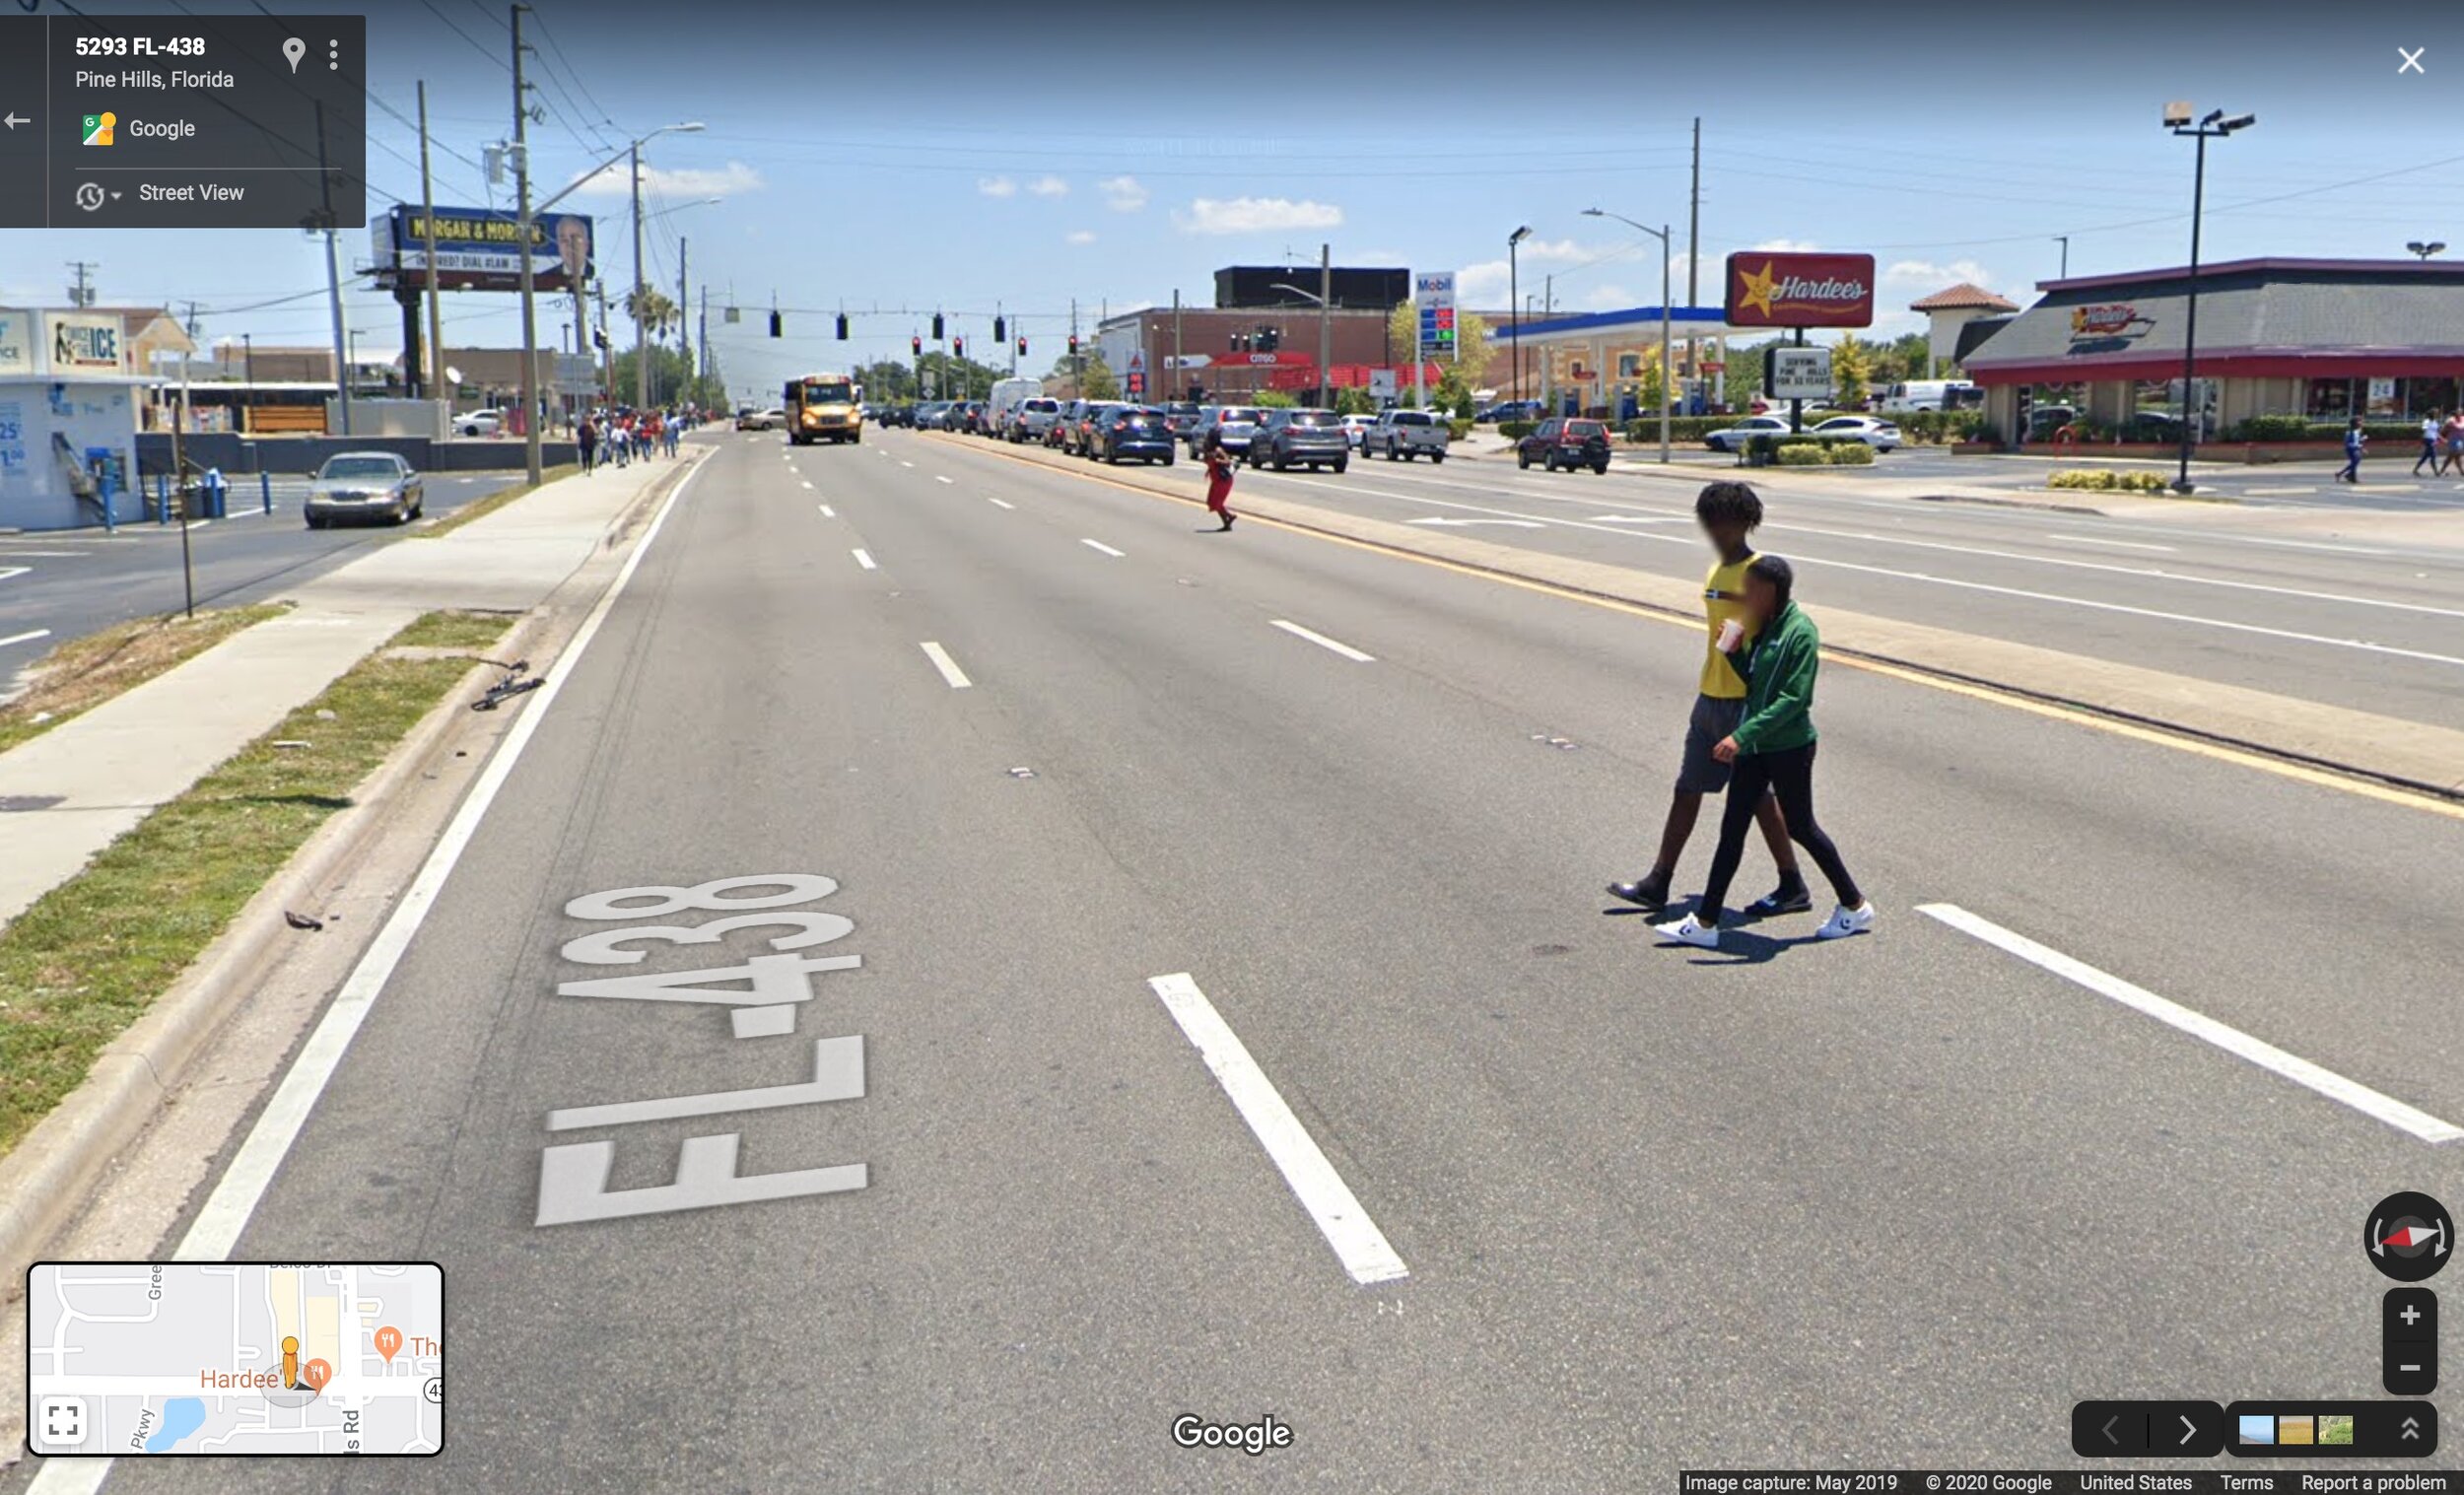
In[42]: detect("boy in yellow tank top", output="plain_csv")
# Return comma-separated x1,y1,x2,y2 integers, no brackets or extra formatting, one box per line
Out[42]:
1608,481,1806,917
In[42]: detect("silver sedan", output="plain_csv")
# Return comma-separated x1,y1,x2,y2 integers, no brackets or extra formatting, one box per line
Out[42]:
305,451,426,528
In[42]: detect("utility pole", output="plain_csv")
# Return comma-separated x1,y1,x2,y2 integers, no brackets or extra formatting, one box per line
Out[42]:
1069,297,1079,399
512,3,543,482
595,281,615,404
630,140,647,412
65,260,97,307
1317,242,1331,408
676,235,690,406
418,81,445,412
1173,288,1183,402
315,101,352,437
1686,118,1701,306
699,284,711,404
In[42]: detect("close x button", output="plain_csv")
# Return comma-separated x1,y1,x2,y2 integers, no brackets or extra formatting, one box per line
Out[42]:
2072,1400,2225,1458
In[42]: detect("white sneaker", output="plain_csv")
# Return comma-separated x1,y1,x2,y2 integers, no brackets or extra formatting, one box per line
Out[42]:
1654,913,1721,949
1816,903,1875,940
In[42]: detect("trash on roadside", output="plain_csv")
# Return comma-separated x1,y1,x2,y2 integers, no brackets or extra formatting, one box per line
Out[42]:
282,910,324,931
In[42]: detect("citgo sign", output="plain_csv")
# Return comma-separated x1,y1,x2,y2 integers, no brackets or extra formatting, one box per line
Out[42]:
1724,251,1877,329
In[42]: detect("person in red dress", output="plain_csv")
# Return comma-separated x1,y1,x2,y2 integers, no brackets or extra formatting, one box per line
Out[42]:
1203,429,1236,531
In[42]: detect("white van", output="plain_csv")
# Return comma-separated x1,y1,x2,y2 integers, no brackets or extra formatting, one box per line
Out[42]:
1880,379,1980,413
986,377,1046,436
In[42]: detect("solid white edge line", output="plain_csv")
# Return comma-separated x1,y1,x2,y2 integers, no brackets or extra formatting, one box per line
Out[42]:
1080,538,1125,558
1146,973,1408,1285
1918,903,2463,1144
918,641,973,689
852,548,877,571
1269,619,1376,663
23,457,713,1495
0,628,51,648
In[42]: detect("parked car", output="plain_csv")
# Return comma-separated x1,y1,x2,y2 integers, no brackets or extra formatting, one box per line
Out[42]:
1187,405,1264,457
1810,415,1903,451
305,451,424,528
1704,415,1797,453
1092,406,1177,465
455,409,507,438
1011,397,1063,442
1248,408,1350,472
1517,416,1612,473
1478,399,1544,424
1370,407,1451,462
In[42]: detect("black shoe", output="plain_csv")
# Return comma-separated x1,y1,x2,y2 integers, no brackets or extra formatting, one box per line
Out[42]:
1744,882,1814,918
1607,877,1670,912
1222,512,1236,530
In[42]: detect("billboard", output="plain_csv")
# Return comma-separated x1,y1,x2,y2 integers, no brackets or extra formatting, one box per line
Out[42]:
1767,346,1834,401
1724,252,1877,329
1415,271,1457,361
0,310,33,377
1214,265,1409,311
371,205,597,294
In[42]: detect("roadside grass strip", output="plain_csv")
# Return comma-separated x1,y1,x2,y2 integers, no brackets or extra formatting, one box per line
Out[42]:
0,605,290,756
0,610,513,1157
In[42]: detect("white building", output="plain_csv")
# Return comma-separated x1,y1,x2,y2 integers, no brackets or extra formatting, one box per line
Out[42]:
0,308,151,530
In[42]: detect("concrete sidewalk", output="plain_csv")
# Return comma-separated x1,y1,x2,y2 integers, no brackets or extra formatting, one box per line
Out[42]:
0,449,704,931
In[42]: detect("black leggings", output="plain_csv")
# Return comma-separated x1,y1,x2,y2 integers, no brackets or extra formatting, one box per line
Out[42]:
1697,742,1861,920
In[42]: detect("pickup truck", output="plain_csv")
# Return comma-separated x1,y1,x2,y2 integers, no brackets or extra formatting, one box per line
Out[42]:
1368,407,1451,462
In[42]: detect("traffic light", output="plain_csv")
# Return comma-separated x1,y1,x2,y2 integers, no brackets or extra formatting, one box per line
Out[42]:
992,315,1006,342
769,309,782,338
835,313,849,340
1016,336,1027,357
952,335,964,358
1067,333,1078,355
930,312,944,340
912,334,923,358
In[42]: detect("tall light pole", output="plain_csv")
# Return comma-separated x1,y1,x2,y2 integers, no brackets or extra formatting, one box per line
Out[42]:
1508,226,1532,410
1268,277,1335,406
2054,235,2070,280
519,120,702,478
1583,208,1673,464
2406,240,2447,260
2163,102,2254,494
620,122,706,411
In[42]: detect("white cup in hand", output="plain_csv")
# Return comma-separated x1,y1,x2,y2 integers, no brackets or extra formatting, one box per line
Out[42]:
1716,618,1745,653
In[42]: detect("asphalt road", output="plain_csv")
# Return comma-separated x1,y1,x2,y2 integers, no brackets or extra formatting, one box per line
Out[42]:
952,436,2464,732
39,428,2463,1489
0,472,524,679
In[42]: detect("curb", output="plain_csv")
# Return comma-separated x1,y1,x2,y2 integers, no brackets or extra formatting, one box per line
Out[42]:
1910,492,2109,516
0,449,705,1277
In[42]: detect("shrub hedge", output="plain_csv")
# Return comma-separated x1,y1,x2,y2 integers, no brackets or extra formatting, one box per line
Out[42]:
2046,468,2172,493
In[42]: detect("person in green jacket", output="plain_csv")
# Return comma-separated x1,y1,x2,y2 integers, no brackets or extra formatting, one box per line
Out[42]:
1655,555,1874,949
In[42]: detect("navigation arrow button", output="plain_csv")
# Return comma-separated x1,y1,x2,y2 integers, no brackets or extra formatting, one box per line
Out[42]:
2180,1414,2200,1447
2,112,27,130
2103,1415,2123,1447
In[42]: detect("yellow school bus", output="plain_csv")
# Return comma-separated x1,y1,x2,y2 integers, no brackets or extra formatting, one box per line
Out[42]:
785,373,863,445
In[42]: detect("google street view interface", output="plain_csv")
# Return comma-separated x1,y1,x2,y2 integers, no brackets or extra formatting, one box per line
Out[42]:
3,0,2462,1487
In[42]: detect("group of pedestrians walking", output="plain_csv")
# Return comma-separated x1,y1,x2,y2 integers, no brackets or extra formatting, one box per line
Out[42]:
1609,480,1874,952
2413,409,2464,477
576,407,690,475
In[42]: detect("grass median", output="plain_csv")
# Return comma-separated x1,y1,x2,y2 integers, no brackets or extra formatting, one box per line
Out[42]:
0,605,291,757
0,609,513,1159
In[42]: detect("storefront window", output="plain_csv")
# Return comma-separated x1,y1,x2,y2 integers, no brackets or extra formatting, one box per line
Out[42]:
2408,376,2458,418
2306,377,2355,418
2364,377,2404,418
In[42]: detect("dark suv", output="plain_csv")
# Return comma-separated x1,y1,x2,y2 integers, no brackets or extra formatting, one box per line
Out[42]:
1247,408,1350,472
1092,407,1176,465
1517,417,1612,474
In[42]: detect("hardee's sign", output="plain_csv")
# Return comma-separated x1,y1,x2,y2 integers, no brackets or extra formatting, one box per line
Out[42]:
1723,251,1877,329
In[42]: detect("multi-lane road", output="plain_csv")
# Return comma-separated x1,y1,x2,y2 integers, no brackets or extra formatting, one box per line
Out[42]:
26,428,2461,1489
0,472,524,679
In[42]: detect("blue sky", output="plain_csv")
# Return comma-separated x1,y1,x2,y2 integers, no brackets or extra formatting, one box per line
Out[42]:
2,0,2457,402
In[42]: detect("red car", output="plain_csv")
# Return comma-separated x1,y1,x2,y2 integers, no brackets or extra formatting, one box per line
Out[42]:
1515,417,1612,474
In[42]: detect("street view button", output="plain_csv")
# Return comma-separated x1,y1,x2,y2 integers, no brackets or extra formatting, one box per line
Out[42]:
2070,1400,2224,1458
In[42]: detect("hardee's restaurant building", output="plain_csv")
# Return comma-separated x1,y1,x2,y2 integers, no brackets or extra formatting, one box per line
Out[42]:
1962,257,2464,443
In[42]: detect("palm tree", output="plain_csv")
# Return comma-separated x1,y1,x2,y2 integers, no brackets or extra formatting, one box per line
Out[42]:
625,287,680,341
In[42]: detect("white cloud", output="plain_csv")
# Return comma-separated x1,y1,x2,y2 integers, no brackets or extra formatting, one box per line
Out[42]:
977,175,1018,198
570,160,764,200
1172,195,1342,236
1065,230,1097,245
1028,174,1070,198
1455,238,1614,307
1098,174,1149,212
1749,238,1822,252
1884,257,1997,288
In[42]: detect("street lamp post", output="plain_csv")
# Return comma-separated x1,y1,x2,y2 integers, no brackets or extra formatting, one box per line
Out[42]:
2164,102,2253,494
1508,227,1532,411
2406,240,2447,260
517,119,703,481
1267,272,1339,408
1583,208,1674,463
